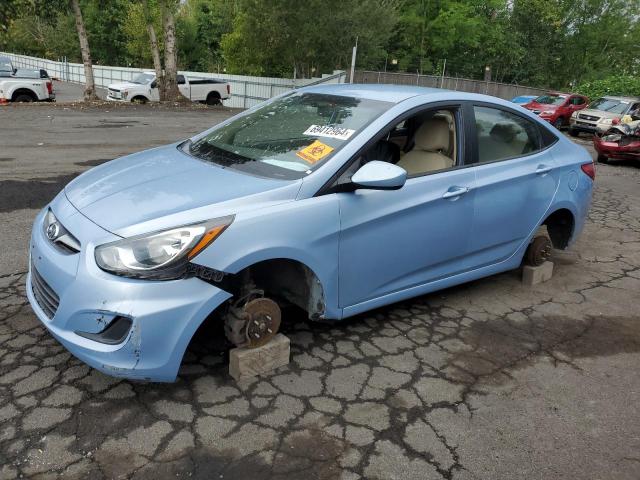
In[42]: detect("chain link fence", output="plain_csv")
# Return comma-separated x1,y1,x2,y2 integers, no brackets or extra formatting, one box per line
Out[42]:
1,52,347,108
353,70,548,101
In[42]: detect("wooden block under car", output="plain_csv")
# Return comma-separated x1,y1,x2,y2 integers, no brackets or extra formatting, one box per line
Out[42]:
522,261,554,286
229,333,290,381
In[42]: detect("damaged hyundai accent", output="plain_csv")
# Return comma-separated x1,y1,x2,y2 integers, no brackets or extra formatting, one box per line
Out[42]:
27,84,594,381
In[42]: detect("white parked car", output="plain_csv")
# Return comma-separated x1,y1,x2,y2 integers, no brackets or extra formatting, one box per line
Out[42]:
107,72,231,105
0,76,54,102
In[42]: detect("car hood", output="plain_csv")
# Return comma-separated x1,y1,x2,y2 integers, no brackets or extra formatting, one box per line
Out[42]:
578,108,622,120
64,144,300,235
108,81,138,90
526,102,560,111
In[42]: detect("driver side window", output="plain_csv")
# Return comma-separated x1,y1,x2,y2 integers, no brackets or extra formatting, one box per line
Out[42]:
356,108,460,177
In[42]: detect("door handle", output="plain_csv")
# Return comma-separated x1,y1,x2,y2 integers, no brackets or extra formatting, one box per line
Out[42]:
536,165,553,175
442,186,470,199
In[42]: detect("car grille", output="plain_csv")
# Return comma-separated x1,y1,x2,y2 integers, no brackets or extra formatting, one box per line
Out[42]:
579,114,599,121
30,263,60,319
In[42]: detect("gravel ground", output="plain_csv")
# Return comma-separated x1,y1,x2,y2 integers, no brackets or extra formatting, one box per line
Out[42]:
1,103,639,480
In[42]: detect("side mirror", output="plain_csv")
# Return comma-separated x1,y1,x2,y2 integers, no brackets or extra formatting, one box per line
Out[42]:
351,161,407,191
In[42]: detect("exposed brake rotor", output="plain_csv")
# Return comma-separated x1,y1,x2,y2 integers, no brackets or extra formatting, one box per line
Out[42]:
224,297,281,348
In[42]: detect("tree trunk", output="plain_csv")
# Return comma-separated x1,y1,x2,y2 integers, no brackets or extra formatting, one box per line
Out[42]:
70,0,98,101
143,0,165,101
161,3,181,102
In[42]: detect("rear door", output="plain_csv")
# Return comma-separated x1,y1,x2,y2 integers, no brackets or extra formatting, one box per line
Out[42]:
467,104,560,267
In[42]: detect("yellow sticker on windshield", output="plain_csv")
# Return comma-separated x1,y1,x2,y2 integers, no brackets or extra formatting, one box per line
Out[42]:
296,140,334,164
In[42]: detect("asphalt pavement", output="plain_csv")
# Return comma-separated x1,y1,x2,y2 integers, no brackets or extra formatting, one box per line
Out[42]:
1,103,639,480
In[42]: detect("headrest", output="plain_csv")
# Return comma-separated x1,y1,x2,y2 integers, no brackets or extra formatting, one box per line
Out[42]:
490,123,521,143
414,117,450,152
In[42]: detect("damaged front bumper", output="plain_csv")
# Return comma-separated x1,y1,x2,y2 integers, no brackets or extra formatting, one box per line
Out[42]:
26,199,232,382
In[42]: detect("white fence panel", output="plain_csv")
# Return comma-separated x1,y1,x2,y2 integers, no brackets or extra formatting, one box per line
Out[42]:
1,52,346,107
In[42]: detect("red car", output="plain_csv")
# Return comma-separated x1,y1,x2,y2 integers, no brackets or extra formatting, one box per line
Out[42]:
523,93,589,129
593,128,640,163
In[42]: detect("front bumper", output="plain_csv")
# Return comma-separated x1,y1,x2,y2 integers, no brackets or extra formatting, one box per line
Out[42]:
26,195,232,381
569,119,608,134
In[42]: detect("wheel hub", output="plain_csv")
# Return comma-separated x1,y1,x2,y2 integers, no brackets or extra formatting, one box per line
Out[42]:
244,297,281,348
226,297,281,349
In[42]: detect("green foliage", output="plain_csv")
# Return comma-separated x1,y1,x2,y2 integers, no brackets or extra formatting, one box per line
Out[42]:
122,2,163,68
221,0,399,77
0,0,638,86
576,76,640,100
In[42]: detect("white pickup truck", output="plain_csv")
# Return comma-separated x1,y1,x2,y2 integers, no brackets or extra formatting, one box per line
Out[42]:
0,75,55,102
107,71,231,105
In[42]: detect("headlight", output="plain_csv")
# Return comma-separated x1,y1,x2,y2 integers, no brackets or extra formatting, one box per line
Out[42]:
571,111,578,118
599,118,614,125
94,216,233,280
541,110,554,115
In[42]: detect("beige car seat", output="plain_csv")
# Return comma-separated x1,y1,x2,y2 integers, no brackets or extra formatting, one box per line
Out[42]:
397,117,454,175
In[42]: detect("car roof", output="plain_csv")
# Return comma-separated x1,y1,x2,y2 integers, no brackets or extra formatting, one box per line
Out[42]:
299,83,447,103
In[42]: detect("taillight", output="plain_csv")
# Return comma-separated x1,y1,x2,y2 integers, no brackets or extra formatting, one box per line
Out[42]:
581,162,595,180
227,84,230,95
46,81,53,95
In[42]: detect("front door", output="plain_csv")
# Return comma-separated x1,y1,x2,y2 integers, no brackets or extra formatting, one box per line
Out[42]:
337,106,476,311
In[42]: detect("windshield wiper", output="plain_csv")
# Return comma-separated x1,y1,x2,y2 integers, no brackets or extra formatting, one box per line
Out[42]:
188,140,253,167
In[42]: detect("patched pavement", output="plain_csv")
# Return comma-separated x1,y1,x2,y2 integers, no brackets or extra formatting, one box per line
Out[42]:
1,105,640,480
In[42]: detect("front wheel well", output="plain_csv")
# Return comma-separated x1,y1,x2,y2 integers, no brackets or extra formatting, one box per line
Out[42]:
542,208,575,249
221,259,326,320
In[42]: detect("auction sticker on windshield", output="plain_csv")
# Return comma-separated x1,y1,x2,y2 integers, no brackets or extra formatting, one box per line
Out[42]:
296,140,334,164
303,125,356,141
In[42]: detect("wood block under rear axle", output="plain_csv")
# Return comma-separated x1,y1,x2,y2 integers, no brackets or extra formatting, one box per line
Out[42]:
522,261,554,286
229,333,290,381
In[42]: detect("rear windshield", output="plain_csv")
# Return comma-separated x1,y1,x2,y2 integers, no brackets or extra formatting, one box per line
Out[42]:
589,98,631,114
188,92,393,179
534,95,566,106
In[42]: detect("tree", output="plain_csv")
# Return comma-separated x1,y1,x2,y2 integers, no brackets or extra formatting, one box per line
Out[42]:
70,0,97,100
221,0,399,77
143,0,165,99
159,0,182,101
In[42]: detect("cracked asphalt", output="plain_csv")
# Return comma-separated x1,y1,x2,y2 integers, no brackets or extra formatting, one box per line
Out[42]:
1,103,640,480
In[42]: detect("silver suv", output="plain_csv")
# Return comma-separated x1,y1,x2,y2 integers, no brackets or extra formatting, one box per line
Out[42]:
569,96,640,136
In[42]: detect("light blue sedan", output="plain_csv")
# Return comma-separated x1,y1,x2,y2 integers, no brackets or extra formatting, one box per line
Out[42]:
27,84,594,381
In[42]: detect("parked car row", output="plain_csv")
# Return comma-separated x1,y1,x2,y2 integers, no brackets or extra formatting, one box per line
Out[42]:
512,90,640,164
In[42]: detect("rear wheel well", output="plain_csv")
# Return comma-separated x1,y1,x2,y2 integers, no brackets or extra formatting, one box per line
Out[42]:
222,259,326,320
542,209,574,249
12,89,36,101
206,91,221,105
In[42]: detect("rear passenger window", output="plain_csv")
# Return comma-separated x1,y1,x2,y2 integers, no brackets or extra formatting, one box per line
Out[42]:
474,106,541,163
